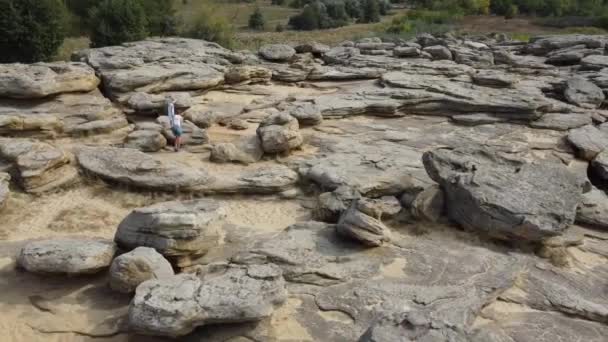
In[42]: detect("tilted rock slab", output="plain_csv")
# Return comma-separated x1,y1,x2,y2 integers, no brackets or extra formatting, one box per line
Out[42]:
129,264,287,337
76,146,212,191
17,238,116,275
337,202,391,247
115,199,226,265
0,62,99,99
423,147,582,241
109,247,174,294
0,138,79,193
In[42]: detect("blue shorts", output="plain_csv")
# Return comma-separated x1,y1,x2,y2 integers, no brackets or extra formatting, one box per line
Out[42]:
171,126,183,137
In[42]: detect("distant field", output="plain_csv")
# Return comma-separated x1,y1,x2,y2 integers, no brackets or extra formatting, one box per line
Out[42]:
173,0,300,30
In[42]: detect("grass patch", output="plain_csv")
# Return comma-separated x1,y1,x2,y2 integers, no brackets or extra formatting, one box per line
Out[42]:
54,36,90,61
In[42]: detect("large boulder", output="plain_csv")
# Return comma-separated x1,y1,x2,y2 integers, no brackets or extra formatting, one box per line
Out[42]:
0,139,79,193
224,66,272,84
567,125,608,160
129,264,287,337
109,247,174,294
17,238,116,275
115,199,226,266
314,186,361,223
209,135,263,165
576,187,608,229
256,112,303,154
423,147,582,241
336,202,391,247
76,146,212,191
423,45,452,60
259,44,296,62
564,77,605,109
0,62,99,99
411,184,445,222
124,130,167,152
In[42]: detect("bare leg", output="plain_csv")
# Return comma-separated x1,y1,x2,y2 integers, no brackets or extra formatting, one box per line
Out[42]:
176,136,181,151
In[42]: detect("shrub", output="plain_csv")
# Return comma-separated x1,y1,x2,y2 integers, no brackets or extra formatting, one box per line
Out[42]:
0,0,68,63
140,0,176,36
249,7,266,30
361,0,381,23
505,4,518,19
89,0,148,48
183,6,236,48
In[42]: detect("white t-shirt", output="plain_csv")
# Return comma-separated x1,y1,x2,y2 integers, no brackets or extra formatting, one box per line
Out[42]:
173,114,183,128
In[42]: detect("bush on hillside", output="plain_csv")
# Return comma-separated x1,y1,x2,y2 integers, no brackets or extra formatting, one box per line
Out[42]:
0,0,67,63
140,0,177,36
89,0,148,48
184,6,236,48
249,7,266,30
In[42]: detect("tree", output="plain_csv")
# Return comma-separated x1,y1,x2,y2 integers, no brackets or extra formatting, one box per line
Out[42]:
505,3,518,18
0,0,67,63
249,7,266,30
139,0,176,36
361,0,380,23
184,5,236,48
89,0,148,48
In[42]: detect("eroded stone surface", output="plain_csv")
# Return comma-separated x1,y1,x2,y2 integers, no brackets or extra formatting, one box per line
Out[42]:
109,247,174,294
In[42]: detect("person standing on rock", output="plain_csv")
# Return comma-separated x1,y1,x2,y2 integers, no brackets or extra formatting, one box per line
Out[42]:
166,98,183,152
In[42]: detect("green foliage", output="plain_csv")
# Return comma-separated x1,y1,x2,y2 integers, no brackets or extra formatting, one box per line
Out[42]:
385,9,461,37
183,5,236,48
140,0,176,36
361,0,381,23
89,0,148,48
0,0,67,63
249,7,266,30
504,3,518,19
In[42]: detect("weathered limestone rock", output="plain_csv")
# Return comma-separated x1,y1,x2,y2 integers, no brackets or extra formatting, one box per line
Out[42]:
224,66,272,84
530,113,592,131
281,102,323,126
423,147,582,241
567,124,608,160
209,136,263,165
337,202,391,246
0,62,99,99
74,38,232,100
125,92,192,114
76,146,212,191
356,196,402,220
295,42,330,55
423,45,452,60
0,89,128,138
314,186,361,223
471,70,517,88
526,35,606,56
202,165,298,195
564,77,605,109
115,199,226,265
124,130,167,152
393,46,421,58
411,184,445,222
580,54,608,71
0,139,79,193
17,238,116,275
323,47,360,64
307,65,382,81
452,46,494,67
129,264,287,337
576,187,608,229
591,150,608,181
259,44,295,62
256,112,303,154
108,247,174,294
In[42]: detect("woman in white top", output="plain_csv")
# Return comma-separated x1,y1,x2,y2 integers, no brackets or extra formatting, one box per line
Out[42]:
167,99,183,152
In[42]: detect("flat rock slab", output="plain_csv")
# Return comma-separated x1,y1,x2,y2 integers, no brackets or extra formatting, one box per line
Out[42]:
76,146,212,191
202,165,298,195
115,199,226,262
0,62,99,99
0,172,10,208
423,147,582,241
577,187,608,229
17,238,116,275
564,77,605,109
129,264,287,337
